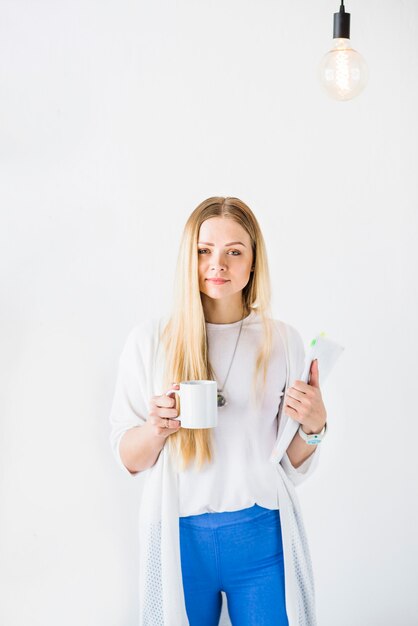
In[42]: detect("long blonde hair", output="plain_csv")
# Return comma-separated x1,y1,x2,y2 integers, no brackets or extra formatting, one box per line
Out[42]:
160,196,275,472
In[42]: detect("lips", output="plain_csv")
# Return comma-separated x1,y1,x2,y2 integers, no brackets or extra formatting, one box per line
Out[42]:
206,279,229,284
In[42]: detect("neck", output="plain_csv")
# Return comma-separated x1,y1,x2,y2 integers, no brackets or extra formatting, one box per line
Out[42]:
202,298,249,324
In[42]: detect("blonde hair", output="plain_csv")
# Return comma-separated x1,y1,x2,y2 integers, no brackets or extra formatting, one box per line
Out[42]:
160,196,275,472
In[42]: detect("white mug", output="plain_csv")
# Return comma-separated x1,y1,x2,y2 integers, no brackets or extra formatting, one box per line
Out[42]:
165,380,218,429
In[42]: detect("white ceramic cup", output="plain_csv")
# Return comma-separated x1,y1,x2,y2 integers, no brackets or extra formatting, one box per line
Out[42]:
165,380,218,429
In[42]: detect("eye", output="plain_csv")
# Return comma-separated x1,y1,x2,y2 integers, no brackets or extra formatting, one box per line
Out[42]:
197,249,241,256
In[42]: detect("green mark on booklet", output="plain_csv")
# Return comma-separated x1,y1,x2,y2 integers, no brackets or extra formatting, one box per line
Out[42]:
310,331,326,347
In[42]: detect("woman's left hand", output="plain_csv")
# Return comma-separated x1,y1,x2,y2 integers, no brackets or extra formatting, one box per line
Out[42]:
284,359,327,435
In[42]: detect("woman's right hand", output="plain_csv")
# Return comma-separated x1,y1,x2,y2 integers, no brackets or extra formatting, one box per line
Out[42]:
148,383,181,438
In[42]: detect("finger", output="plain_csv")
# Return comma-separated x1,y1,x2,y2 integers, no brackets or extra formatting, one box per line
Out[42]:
284,387,306,401
286,386,311,401
285,395,301,411
157,407,179,418
291,380,310,393
165,384,180,401
160,417,181,429
284,404,299,420
152,393,177,408
310,359,320,384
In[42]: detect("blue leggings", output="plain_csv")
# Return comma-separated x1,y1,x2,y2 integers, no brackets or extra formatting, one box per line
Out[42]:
179,504,289,626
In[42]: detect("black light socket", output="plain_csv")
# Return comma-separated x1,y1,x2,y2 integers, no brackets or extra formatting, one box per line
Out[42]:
333,1,351,39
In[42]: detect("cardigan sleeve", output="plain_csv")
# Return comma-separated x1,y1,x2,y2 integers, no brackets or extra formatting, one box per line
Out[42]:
108,324,151,478
280,446,321,487
279,323,322,487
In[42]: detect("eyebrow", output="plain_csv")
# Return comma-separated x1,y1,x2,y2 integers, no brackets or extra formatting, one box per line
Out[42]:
197,241,247,247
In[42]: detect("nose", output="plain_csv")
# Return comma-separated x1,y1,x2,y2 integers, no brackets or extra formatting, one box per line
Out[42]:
210,252,227,272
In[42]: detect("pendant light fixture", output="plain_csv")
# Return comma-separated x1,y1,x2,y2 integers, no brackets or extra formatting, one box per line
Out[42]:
318,0,368,101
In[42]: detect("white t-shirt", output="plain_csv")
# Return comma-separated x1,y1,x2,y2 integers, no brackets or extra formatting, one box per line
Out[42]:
178,309,287,517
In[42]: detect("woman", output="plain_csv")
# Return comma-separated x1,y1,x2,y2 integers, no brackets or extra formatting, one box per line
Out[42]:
109,196,327,626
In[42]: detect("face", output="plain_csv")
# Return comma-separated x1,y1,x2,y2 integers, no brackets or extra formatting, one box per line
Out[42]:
197,217,254,301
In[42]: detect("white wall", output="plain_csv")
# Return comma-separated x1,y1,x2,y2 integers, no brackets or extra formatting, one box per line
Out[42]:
1,0,417,624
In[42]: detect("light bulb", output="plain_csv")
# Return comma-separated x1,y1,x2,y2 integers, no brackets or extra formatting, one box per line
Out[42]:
319,38,368,101
319,1,368,101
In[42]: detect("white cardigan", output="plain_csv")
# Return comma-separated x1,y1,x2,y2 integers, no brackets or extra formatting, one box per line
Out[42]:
109,316,322,626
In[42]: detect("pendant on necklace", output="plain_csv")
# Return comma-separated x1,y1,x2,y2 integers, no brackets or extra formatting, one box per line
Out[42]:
217,391,227,408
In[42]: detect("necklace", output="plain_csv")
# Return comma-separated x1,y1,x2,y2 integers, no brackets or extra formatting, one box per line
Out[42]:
214,311,246,408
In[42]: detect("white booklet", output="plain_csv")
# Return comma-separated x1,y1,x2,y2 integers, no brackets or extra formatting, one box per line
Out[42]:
275,332,345,462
